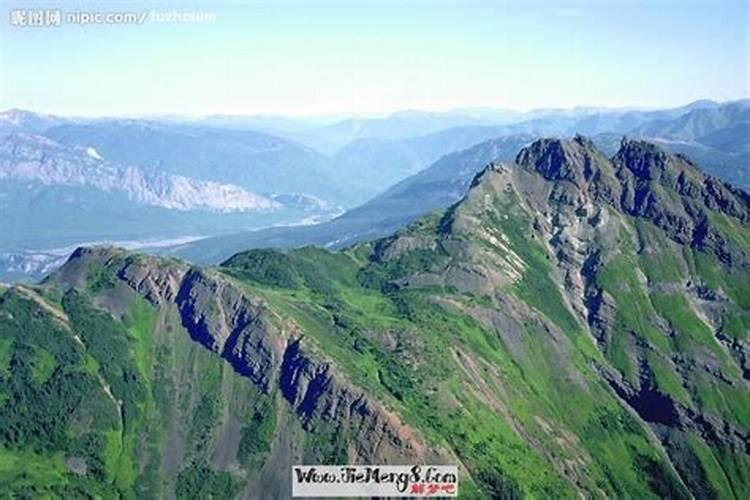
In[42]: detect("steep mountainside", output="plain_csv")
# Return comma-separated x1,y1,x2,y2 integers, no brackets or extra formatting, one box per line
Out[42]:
1,137,748,498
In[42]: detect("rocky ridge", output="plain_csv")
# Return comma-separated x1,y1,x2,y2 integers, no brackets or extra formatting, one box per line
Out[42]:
49,246,449,466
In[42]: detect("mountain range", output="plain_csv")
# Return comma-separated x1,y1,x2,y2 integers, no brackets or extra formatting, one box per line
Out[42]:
1,136,747,498
0,99,747,282
173,103,750,264
174,134,538,263
1,133,278,213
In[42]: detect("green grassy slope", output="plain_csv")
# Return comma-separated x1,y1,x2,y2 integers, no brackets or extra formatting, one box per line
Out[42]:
0,137,748,498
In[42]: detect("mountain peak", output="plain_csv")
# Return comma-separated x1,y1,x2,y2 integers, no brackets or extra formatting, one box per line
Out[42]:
0,108,64,134
681,98,719,110
467,160,509,189
614,137,674,181
0,108,59,122
455,135,748,267
514,135,602,186
0,108,38,118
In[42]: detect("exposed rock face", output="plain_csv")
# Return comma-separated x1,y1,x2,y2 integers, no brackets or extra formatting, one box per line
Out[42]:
117,254,188,305
463,137,750,491
174,268,283,393
279,337,430,462
614,139,749,263
514,136,749,261
49,246,444,465
517,136,599,186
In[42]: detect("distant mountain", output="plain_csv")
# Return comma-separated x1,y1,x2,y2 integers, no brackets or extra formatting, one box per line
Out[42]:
0,111,356,282
332,125,515,192
1,109,375,206
2,101,747,283
44,120,366,206
0,108,67,136
173,112,749,265
633,99,749,141
283,109,522,153
580,100,750,189
0,131,343,281
0,133,277,213
488,100,718,138
196,114,337,134
593,132,748,191
328,100,749,194
3,137,747,498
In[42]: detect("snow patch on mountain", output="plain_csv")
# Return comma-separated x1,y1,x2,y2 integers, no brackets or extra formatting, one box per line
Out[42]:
86,147,103,160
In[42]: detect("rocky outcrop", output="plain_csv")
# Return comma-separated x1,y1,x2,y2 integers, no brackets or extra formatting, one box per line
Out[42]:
279,337,430,461
439,136,750,493
173,268,284,393
614,138,749,264
513,136,749,266
51,246,442,465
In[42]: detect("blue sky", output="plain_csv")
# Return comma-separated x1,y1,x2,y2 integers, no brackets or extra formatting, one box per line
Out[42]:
1,0,748,116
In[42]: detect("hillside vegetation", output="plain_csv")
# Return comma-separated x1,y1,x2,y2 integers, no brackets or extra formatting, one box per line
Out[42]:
1,137,748,498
